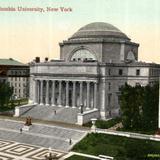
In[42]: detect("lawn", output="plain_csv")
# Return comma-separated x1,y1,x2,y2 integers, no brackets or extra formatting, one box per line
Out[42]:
72,133,160,159
66,155,97,160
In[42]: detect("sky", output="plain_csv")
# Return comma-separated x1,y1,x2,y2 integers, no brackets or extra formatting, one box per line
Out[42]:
0,0,160,63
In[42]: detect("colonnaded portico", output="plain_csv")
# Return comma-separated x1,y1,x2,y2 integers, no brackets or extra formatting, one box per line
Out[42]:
33,79,98,110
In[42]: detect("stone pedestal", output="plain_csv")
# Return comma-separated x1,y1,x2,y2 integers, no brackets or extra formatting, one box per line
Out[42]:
22,125,32,131
91,118,97,133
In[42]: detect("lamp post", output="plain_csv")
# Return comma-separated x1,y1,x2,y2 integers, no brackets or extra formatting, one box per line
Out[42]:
80,104,83,114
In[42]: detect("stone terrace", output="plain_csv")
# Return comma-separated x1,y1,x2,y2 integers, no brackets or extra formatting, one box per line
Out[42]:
0,119,87,152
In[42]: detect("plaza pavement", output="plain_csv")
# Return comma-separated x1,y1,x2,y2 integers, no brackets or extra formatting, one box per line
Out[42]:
0,119,87,152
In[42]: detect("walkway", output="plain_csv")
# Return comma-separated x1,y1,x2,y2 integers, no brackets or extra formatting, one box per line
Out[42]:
0,119,87,152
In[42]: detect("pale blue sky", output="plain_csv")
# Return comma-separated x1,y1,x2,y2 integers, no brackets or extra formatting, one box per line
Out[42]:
0,0,159,63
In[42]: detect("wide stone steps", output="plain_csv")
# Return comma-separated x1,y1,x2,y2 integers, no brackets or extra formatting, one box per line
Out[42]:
21,105,80,124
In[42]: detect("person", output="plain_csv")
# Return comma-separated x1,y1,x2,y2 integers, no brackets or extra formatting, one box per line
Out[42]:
69,138,72,145
54,109,56,115
20,128,22,134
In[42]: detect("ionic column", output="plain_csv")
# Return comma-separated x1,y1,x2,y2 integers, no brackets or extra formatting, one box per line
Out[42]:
45,80,49,106
79,81,83,107
40,80,43,105
51,80,55,106
72,81,76,108
86,81,90,110
65,81,69,108
94,82,97,109
34,80,37,104
58,81,62,107
37,80,40,104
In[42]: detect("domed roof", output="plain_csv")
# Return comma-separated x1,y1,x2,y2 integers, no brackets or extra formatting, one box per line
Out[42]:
70,22,129,40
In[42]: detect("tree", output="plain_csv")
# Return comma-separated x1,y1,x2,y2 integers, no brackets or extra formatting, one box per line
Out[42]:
142,83,159,131
0,82,13,109
120,82,159,132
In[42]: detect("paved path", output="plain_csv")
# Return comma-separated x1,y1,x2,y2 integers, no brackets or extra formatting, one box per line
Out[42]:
21,105,81,124
96,128,160,142
0,119,87,152
0,138,66,160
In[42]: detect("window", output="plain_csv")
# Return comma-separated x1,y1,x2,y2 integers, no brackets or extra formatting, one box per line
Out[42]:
108,94,112,106
119,69,123,75
70,49,96,61
15,77,17,81
108,82,111,91
108,69,111,75
136,69,140,76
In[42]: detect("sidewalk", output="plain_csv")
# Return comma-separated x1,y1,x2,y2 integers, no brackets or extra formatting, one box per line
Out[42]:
96,128,160,142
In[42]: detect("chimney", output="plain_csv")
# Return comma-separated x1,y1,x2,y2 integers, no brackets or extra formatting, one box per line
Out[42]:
35,57,40,63
45,57,48,62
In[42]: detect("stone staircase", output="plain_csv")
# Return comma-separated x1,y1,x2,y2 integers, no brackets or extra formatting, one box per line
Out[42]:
21,105,80,124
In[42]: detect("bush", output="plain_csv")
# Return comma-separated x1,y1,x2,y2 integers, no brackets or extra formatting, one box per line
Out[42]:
83,117,121,129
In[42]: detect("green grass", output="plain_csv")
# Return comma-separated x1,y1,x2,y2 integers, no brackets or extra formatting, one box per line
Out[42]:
0,98,28,112
83,117,121,129
116,126,155,135
66,155,97,160
72,133,160,159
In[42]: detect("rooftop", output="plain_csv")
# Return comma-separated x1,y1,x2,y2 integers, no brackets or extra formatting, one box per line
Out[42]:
0,58,27,66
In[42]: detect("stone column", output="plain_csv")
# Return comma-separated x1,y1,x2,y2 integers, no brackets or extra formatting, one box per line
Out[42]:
58,81,62,107
65,81,69,108
33,80,37,104
72,81,76,108
79,81,83,107
45,80,49,106
40,80,43,105
86,81,90,110
37,80,40,104
51,80,55,106
94,82,97,109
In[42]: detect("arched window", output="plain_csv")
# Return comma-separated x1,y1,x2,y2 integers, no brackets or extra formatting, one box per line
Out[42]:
70,49,96,61
127,51,135,61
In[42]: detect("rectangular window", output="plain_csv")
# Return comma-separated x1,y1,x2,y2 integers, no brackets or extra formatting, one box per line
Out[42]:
108,94,112,106
119,69,123,75
136,69,140,76
108,82,111,91
108,69,111,75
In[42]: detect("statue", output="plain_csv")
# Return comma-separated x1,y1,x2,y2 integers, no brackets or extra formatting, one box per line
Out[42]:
25,116,32,126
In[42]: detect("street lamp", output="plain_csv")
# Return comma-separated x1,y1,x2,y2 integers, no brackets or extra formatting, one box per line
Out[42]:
80,104,83,114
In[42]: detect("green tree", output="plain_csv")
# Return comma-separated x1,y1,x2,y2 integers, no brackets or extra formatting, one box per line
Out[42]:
0,82,13,109
120,82,158,132
142,83,159,131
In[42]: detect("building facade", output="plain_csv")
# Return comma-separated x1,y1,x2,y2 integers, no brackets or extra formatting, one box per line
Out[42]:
0,58,30,98
29,22,160,119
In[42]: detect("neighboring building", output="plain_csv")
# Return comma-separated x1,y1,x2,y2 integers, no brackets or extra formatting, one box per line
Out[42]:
0,58,29,98
29,22,160,119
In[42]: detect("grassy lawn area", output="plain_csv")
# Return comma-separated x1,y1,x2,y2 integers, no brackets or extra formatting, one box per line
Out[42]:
83,117,121,129
66,155,97,160
72,133,160,159
0,98,28,112
83,117,156,135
